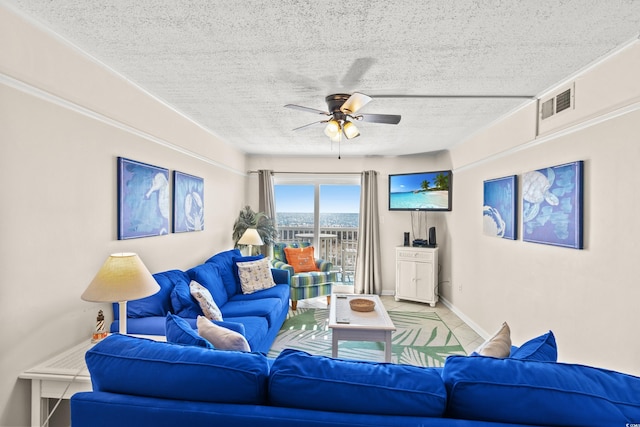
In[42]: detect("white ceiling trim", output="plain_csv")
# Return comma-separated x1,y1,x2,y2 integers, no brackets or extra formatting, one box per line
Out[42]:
453,99,640,174
0,72,246,176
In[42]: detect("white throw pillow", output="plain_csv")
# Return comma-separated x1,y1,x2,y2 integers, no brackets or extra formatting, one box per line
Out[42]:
237,258,276,294
475,321,511,358
197,316,250,352
189,280,223,321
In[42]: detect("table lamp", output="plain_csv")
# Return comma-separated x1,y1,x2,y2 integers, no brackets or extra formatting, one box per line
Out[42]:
238,228,264,256
82,252,159,335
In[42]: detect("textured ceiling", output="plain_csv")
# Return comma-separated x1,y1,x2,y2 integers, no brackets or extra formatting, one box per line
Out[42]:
6,1,640,157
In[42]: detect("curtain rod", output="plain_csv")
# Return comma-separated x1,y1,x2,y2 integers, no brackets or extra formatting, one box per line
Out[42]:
247,170,366,175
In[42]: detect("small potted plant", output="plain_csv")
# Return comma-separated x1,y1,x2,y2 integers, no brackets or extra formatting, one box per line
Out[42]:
232,206,278,255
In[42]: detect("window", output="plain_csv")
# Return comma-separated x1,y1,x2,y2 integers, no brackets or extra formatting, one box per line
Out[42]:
274,175,360,272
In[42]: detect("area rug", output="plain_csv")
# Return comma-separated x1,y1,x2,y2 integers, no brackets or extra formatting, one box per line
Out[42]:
267,308,466,367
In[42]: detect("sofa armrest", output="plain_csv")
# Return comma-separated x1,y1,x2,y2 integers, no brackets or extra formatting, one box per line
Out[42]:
271,259,295,277
316,259,333,272
271,268,290,285
212,320,246,337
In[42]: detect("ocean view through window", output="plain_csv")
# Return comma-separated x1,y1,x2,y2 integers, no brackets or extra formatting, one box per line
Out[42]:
274,182,360,275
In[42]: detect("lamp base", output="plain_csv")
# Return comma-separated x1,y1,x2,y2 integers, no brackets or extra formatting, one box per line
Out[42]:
118,301,127,335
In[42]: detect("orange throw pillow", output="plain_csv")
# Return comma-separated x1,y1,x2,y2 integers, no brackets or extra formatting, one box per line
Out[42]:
284,246,319,273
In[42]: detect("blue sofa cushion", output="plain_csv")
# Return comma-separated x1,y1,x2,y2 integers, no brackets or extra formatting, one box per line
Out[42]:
205,249,242,298
170,280,203,318
510,331,557,361
166,313,213,349
221,298,283,328
229,283,290,303
115,269,188,319
86,334,269,404
232,254,264,293
187,263,228,306
268,349,447,417
443,355,640,427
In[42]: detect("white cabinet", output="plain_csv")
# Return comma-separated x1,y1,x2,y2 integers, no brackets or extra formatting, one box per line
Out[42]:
395,246,439,307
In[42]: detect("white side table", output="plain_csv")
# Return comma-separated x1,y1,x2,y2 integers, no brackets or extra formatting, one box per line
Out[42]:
19,334,166,427
19,340,93,427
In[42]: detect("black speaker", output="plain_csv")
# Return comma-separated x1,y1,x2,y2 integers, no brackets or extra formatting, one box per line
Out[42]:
403,232,410,246
428,227,437,247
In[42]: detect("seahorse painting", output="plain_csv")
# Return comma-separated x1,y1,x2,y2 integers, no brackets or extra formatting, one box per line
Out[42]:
118,158,170,239
146,172,170,220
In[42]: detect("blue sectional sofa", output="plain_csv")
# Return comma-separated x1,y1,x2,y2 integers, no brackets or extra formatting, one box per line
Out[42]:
110,249,290,353
71,334,640,427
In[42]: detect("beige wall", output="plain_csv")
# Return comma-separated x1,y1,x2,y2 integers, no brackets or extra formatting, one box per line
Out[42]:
445,41,640,375
0,7,246,426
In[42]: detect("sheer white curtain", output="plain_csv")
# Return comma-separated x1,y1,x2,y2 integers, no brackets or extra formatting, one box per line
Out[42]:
355,170,382,294
258,170,275,257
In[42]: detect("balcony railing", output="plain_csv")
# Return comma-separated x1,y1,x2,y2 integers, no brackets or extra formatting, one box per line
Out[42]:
277,226,358,281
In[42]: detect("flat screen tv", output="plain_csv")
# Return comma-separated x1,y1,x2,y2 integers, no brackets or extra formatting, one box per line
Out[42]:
388,170,452,211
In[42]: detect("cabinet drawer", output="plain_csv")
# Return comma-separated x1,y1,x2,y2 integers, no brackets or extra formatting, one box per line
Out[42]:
396,250,434,261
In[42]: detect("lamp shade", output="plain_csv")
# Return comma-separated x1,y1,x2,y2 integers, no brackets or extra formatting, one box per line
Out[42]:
82,253,159,303
324,120,340,138
343,121,360,139
238,228,264,246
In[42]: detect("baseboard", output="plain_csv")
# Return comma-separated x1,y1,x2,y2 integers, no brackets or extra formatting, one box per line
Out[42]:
439,296,491,340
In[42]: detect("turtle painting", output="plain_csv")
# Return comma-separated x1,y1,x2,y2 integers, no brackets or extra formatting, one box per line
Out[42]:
522,161,584,249
522,168,559,222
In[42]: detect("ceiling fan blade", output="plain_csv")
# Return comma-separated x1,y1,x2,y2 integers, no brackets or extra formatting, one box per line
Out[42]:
340,92,372,114
292,120,327,131
369,94,535,99
284,104,330,115
358,113,401,125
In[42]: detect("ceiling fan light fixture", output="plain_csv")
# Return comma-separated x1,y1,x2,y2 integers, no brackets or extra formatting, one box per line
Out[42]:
343,121,360,139
324,119,340,138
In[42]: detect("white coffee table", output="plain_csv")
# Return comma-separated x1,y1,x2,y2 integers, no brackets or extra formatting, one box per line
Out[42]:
328,294,396,362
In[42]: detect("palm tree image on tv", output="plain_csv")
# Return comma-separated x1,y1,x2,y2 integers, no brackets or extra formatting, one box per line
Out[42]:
418,173,448,193
434,173,449,191
390,171,451,210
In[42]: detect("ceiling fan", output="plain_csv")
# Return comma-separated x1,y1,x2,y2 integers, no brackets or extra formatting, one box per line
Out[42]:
285,92,401,141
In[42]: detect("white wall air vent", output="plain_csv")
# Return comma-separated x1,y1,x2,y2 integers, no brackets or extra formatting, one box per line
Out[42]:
541,98,555,119
540,83,575,120
555,88,572,113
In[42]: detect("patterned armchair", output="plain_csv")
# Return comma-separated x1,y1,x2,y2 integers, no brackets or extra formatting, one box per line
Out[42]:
271,242,338,310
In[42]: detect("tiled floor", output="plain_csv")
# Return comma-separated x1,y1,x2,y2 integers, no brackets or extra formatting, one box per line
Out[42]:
294,293,484,355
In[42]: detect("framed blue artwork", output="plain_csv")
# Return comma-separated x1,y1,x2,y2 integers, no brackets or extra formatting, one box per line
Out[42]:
522,161,584,249
483,175,517,240
117,157,169,240
173,171,204,233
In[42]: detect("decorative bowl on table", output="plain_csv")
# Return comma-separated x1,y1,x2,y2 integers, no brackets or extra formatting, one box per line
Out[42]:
349,298,375,312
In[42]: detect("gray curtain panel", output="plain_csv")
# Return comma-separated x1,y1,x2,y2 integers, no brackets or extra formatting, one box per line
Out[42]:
258,170,276,257
355,170,382,294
